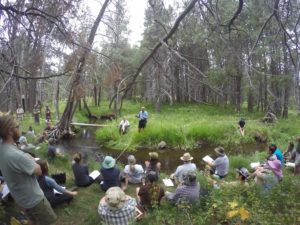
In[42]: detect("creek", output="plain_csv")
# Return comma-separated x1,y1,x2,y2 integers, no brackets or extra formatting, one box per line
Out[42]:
56,126,266,173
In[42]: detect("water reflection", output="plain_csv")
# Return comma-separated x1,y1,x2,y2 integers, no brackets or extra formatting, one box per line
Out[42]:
57,128,266,173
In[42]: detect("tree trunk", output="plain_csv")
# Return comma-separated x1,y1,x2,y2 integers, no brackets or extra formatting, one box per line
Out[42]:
55,78,60,120
97,86,101,106
56,0,111,135
93,85,97,105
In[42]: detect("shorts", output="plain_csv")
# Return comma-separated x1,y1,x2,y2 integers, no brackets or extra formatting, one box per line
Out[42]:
138,119,147,129
24,197,57,225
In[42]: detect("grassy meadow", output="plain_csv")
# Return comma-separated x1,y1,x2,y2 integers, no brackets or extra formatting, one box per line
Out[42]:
84,100,300,151
1,100,300,224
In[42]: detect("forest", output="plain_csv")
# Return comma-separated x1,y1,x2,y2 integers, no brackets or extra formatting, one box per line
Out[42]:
1,0,300,224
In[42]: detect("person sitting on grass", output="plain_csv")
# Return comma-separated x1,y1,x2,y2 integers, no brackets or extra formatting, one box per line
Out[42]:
45,120,55,131
283,142,296,163
205,146,229,179
171,153,197,184
238,118,245,136
47,138,63,162
72,152,100,187
165,170,200,207
208,167,250,188
271,144,284,166
145,152,161,181
294,135,300,176
36,159,77,208
119,116,130,134
247,159,282,194
34,131,48,145
100,156,121,191
98,187,136,225
136,106,148,132
122,155,144,191
136,171,164,210
19,131,35,150
27,126,36,137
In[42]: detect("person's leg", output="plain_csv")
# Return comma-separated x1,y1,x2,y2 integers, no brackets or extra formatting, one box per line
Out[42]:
50,194,73,208
294,165,300,176
24,197,57,225
136,187,141,201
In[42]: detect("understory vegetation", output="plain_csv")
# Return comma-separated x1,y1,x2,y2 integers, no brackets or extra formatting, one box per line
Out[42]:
1,136,299,225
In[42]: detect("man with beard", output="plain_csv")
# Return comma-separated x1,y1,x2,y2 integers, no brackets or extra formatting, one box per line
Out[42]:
0,114,57,225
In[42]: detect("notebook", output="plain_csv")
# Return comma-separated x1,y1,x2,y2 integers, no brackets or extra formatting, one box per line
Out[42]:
89,170,101,180
202,155,214,164
163,178,174,187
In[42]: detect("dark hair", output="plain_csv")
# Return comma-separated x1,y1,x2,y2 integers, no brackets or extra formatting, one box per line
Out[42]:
73,152,82,164
29,126,33,130
269,144,277,154
289,142,294,148
36,159,49,176
146,171,160,206
21,131,26,135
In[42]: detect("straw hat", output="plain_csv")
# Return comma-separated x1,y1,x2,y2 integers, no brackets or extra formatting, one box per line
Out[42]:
149,152,158,160
105,187,126,210
214,146,225,156
102,156,116,169
180,153,193,161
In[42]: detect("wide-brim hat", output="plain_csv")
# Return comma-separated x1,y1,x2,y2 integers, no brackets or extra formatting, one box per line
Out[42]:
149,152,158,160
267,160,282,179
180,153,193,161
105,187,126,210
182,170,197,186
102,156,116,169
236,167,250,178
128,155,136,164
214,146,225,156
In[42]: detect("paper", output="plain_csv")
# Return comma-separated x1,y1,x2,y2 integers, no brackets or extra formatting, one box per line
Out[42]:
35,146,40,150
53,187,65,195
202,155,214,164
35,158,40,161
286,162,295,168
89,170,101,180
163,178,174,187
2,184,10,199
250,162,260,169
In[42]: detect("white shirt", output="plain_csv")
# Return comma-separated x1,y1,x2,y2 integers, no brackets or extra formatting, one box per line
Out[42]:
120,120,129,126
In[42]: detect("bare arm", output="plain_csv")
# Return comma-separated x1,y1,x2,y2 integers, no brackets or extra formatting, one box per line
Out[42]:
32,164,42,176
64,190,78,196
99,196,106,205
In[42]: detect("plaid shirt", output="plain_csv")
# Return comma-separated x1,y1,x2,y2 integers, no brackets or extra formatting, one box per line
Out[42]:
98,198,136,225
172,182,200,205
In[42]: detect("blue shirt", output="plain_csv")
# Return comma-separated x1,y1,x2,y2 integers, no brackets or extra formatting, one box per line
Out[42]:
137,111,148,120
100,167,120,191
274,149,284,165
44,176,66,193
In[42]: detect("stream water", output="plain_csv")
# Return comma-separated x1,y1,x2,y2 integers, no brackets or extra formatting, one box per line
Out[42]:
56,127,266,173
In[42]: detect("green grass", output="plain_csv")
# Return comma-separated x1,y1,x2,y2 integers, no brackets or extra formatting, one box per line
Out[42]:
88,100,300,151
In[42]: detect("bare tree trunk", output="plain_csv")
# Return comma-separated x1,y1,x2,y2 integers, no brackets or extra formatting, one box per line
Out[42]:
83,97,92,117
93,85,97,105
55,78,60,120
97,86,101,106
56,0,111,135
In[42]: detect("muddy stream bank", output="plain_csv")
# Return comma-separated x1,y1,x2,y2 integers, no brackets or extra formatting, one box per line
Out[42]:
56,127,266,173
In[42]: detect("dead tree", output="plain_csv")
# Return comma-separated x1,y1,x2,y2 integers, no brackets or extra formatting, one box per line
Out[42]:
53,0,111,138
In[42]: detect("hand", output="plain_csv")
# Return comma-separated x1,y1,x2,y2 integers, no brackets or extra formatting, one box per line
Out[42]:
177,182,184,187
71,191,78,196
122,185,127,191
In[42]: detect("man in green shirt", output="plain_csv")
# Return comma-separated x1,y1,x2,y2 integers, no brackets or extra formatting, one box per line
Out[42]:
33,104,40,124
0,115,57,225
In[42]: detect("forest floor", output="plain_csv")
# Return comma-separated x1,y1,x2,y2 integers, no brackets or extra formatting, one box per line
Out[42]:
1,101,300,224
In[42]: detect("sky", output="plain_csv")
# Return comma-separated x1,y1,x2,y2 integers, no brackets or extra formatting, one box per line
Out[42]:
86,0,148,46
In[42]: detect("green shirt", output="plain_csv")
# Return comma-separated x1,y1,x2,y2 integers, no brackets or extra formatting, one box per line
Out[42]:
0,144,44,208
